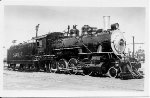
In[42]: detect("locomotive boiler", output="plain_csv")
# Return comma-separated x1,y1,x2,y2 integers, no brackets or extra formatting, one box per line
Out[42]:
7,16,143,79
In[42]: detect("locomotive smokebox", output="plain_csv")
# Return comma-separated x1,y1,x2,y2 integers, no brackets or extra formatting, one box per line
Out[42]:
103,16,110,30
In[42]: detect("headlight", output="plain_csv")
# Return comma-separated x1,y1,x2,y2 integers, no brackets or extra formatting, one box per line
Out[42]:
111,30,126,55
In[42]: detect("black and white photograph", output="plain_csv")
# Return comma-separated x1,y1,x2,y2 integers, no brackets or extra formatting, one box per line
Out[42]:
0,0,149,97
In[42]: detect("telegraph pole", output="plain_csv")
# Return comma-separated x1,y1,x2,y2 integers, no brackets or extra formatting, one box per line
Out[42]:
35,24,40,54
67,25,70,36
36,24,40,38
132,36,135,58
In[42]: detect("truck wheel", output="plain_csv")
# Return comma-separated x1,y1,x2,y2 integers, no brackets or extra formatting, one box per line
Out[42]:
10,64,16,70
18,64,23,71
45,63,50,73
50,60,58,73
108,67,118,78
12,64,16,71
58,59,68,72
68,58,78,73
29,64,36,72
24,64,29,72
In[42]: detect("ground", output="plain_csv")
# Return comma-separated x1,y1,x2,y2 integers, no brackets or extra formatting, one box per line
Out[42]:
3,69,144,91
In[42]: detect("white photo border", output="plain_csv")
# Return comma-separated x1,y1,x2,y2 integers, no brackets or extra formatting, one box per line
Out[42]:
0,0,149,97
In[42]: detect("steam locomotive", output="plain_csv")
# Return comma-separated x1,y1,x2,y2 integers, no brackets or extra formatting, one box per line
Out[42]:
7,16,143,79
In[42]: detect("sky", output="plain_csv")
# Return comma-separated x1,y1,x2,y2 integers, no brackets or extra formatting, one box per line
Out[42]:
4,6,145,51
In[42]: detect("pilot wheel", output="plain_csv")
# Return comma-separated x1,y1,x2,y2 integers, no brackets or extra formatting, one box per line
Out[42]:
108,67,118,78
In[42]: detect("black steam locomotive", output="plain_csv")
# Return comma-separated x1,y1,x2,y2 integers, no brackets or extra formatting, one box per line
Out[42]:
7,16,143,79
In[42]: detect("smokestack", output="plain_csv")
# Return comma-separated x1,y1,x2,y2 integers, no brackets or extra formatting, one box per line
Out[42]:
103,16,110,30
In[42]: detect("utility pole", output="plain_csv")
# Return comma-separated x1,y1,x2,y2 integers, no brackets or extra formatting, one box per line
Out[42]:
67,25,70,36
36,24,40,38
132,36,135,58
35,24,40,54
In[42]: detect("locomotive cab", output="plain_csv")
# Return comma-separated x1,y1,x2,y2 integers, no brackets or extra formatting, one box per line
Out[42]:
35,35,47,55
